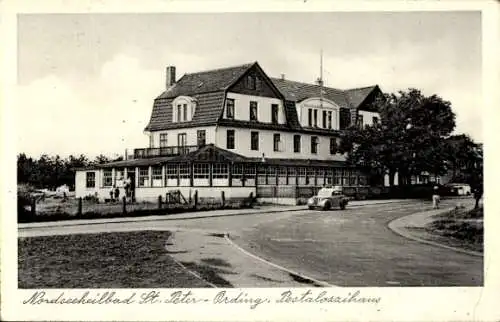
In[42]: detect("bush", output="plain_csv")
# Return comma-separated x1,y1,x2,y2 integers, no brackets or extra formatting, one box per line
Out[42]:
386,184,450,199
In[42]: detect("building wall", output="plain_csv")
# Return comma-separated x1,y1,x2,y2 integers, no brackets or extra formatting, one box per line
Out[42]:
226,92,285,124
359,110,380,126
75,170,105,199
215,126,346,161
149,126,216,147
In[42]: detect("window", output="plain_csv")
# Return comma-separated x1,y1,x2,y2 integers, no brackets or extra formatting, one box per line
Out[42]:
166,164,178,180
330,137,337,155
357,115,364,128
226,98,235,119
251,131,259,150
232,164,243,179
250,101,258,121
246,75,256,89
271,104,279,124
313,109,318,127
152,166,162,187
160,133,168,148
255,77,262,90
311,136,319,154
103,169,112,187
273,133,281,152
226,129,235,149
194,163,210,179
293,135,301,153
138,168,149,187
328,111,332,129
244,164,256,177
179,164,190,179
308,109,312,127
322,110,327,128
176,105,182,122
86,172,95,188
372,116,379,125
182,104,188,121
172,96,197,123
149,134,154,148
267,166,277,185
213,164,228,179
178,133,187,147
197,130,206,147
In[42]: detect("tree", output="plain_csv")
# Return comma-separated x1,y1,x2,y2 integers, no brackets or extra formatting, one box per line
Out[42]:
340,89,456,186
94,154,111,165
443,134,482,183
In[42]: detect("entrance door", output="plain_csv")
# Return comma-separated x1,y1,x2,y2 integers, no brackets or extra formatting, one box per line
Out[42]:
126,168,136,202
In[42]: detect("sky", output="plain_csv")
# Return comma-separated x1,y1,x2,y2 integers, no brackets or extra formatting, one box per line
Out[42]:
16,11,482,158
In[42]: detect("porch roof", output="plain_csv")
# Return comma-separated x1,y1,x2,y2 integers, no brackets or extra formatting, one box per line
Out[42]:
88,145,349,169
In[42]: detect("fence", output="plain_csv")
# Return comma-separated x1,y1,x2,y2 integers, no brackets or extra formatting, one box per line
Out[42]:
256,186,389,200
19,189,256,223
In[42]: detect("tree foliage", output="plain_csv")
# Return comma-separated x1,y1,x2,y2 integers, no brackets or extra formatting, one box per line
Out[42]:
339,88,482,186
17,153,122,190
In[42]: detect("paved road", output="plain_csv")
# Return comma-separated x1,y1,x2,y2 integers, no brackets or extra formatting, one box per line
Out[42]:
232,199,483,287
19,199,482,287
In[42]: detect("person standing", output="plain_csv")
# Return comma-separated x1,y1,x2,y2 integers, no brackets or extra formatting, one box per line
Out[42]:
474,184,483,209
432,185,440,209
114,186,120,201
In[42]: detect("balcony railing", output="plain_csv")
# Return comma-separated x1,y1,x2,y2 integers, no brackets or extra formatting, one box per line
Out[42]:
133,145,200,159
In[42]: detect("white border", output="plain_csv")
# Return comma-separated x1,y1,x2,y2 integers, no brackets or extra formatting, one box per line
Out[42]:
1,1,499,321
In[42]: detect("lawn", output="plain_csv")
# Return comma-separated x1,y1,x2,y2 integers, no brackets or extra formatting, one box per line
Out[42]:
18,231,212,288
425,207,483,253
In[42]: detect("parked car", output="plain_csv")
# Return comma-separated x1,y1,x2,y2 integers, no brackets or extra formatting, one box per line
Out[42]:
445,183,472,196
307,186,349,210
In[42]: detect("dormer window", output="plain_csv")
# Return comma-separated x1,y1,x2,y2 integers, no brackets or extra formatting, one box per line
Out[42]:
172,96,197,123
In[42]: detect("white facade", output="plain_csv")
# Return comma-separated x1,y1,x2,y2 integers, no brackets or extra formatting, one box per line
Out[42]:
149,126,216,147
215,126,346,161
296,97,341,129
358,110,380,126
225,92,286,123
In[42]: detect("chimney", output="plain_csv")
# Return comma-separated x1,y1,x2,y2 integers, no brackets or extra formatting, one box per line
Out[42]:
166,66,176,89
280,74,285,80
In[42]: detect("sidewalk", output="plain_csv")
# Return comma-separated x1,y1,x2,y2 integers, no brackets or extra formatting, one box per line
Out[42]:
18,198,408,229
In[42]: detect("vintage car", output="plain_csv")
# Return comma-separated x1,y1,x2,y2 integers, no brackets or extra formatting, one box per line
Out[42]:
307,186,349,210
445,183,472,196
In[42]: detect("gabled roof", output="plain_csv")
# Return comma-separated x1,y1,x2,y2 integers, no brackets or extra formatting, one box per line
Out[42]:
271,78,379,109
271,78,350,108
157,63,254,99
344,85,379,108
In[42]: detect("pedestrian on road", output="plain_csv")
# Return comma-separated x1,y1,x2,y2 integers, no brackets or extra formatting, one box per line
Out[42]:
474,184,483,209
432,186,440,209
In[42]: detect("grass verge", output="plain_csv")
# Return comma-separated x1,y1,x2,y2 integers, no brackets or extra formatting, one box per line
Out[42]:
424,207,483,253
18,231,212,288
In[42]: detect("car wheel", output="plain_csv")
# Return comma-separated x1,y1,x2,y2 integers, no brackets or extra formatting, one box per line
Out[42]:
322,202,331,211
339,202,346,210
308,206,314,210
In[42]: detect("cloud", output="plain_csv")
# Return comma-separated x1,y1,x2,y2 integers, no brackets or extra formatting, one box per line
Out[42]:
17,54,163,158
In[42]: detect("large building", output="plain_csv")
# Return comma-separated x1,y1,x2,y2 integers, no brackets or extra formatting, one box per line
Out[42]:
75,62,384,203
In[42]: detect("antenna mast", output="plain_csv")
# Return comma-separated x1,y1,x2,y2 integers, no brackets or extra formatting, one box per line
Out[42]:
319,49,324,108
